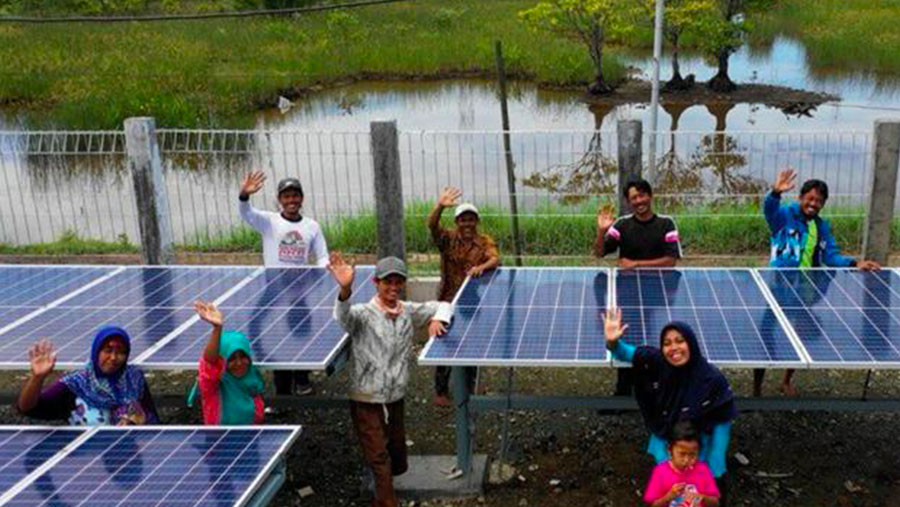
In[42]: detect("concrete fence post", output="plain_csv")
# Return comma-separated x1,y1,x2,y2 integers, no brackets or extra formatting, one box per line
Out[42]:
863,121,900,265
617,120,643,215
370,120,406,262
125,117,174,265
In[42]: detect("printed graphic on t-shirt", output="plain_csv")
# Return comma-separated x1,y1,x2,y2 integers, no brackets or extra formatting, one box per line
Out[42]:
670,484,701,507
278,230,307,263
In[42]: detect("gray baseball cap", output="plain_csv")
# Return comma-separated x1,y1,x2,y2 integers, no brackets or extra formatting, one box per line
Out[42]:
375,256,408,279
277,177,304,196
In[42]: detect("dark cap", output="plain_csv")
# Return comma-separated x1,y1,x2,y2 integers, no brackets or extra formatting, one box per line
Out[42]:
277,178,304,196
375,256,408,280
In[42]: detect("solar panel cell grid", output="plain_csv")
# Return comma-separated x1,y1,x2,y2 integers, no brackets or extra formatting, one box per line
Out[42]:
0,267,257,367
421,268,611,366
761,269,900,366
0,429,85,495
4,428,297,507
616,269,802,366
139,267,375,369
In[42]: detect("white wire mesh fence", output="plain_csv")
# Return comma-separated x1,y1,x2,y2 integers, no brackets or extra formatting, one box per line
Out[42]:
0,125,881,262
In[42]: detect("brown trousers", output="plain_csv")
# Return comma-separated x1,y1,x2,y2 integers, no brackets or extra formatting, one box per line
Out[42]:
350,399,408,507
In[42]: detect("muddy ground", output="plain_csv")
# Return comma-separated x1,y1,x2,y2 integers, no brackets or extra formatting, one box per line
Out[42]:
3,339,899,506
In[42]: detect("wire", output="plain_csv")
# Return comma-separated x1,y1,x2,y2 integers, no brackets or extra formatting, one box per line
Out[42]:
0,0,409,24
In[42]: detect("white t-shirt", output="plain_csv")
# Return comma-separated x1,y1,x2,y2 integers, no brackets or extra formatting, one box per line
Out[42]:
239,200,329,267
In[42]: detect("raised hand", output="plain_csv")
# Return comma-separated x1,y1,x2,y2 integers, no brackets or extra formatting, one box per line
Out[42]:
327,252,355,289
596,204,615,231
28,340,56,379
857,259,881,272
194,300,224,327
772,168,797,194
604,307,629,349
438,186,462,208
429,320,448,337
240,171,267,196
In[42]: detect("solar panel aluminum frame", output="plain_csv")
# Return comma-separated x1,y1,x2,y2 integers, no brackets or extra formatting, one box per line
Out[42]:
0,425,302,507
418,267,615,367
759,267,900,370
611,267,809,370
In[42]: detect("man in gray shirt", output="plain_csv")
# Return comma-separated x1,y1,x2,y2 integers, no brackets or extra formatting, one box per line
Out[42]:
329,253,452,507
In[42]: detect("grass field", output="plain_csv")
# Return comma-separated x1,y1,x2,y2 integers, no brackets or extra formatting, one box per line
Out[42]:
4,201,881,269
749,0,900,76
0,0,626,129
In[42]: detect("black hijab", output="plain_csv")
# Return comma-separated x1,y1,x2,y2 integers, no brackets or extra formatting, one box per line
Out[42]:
632,321,737,437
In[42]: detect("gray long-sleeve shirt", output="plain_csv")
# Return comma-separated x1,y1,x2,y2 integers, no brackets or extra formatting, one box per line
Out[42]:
334,297,453,403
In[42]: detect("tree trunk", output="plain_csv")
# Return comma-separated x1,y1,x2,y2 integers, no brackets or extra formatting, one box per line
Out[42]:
587,21,612,95
707,49,737,92
664,40,691,91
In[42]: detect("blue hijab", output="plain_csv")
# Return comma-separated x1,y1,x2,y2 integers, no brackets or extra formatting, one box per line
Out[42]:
60,326,147,410
632,322,736,437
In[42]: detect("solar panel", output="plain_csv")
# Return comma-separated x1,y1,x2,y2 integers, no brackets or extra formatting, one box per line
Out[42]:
0,266,116,330
1,426,300,507
420,268,611,367
759,268,900,367
0,267,258,368
616,269,803,367
0,428,86,495
138,267,376,369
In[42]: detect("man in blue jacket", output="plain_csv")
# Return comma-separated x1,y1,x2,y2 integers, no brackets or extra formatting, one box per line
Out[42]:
755,168,880,395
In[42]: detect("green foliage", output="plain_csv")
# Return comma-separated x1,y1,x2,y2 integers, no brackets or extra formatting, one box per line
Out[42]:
519,0,635,85
695,0,747,60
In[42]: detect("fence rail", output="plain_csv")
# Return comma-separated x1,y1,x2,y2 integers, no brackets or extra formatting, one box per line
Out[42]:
0,120,896,266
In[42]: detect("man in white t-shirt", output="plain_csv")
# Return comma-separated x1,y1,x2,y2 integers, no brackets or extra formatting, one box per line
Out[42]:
239,171,329,395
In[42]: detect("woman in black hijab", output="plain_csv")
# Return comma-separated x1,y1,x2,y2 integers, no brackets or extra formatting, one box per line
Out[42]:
604,308,736,482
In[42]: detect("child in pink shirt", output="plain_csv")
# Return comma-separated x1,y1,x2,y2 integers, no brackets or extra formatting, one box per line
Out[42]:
644,421,720,507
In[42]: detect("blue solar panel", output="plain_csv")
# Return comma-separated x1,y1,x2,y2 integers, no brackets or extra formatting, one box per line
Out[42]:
0,267,114,328
4,427,299,507
0,428,85,494
0,267,256,367
616,269,802,366
140,267,376,369
420,268,611,366
760,269,900,366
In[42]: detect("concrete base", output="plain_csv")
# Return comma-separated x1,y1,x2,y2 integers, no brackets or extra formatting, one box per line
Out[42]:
367,454,488,500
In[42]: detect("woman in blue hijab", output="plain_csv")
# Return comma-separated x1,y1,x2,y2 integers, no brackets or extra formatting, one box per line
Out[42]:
17,326,159,426
604,309,736,493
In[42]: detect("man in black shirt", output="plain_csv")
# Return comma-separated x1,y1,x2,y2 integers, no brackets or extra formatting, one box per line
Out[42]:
594,179,682,266
595,179,682,395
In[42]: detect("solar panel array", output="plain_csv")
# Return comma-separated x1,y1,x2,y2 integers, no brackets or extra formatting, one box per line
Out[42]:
4,265,900,370
422,267,900,369
0,426,300,507
0,265,373,370
420,269,611,366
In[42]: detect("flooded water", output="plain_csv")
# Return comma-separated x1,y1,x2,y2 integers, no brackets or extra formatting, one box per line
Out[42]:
1,37,899,246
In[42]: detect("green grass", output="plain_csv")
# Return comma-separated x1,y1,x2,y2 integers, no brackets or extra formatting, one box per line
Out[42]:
179,200,876,258
1,201,890,269
749,0,900,75
0,0,627,129
0,229,138,255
